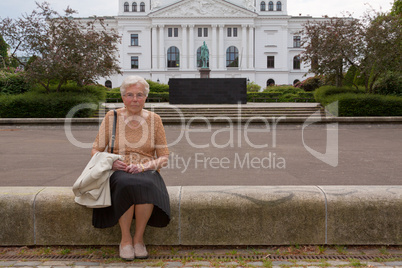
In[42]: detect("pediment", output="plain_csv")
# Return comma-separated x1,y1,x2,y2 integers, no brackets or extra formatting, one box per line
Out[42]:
149,0,256,18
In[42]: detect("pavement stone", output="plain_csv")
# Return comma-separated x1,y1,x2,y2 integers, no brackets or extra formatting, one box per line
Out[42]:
14,262,43,267
385,262,402,266
0,261,18,267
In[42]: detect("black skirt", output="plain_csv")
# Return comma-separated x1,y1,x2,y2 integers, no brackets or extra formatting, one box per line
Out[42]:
92,170,171,228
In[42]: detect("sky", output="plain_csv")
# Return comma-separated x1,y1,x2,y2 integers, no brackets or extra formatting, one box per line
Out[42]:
0,0,394,20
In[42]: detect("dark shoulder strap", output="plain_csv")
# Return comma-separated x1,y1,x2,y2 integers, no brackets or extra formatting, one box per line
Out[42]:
111,110,117,154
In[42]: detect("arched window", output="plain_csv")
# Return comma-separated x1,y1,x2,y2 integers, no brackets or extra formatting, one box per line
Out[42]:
260,1,266,11
197,46,209,67
268,1,274,11
226,46,239,67
267,79,275,86
167,46,180,67
124,2,129,12
140,2,145,12
293,79,300,86
132,2,137,12
105,80,112,88
276,1,282,11
293,56,301,70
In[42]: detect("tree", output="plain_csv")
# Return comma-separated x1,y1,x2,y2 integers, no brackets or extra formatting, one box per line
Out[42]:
0,2,121,92
390,0,402,16
300,17,363,88
300,10,401,93
0,35,9,68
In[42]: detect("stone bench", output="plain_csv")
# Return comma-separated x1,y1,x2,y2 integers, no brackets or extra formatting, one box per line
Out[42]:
0,186,400,246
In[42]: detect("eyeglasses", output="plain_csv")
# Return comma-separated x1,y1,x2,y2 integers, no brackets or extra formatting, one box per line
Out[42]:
124,93,146,99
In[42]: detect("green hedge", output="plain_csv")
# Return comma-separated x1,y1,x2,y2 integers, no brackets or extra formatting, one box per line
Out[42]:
314,86,365,105
105,91,169,103
0,92,101,118
314,86,402,116
147,80,169,92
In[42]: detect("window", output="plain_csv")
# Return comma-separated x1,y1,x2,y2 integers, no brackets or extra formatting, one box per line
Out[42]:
276,1,282,11
227,27,237,37
132,2,137,12
168,28,178,37
293,56,301,69
268,1,274,11
198,28,202,37
131,56,139,69
167,46,180,67
293,36,301,48
293,79,300,86
131,34,139,46
124,2,129,12
267,79,275,86
105,80,112,88
267,56,275,68
260,1,266,11
226,46,239,67
140,2,145,12
197,46,209,67
204,28,208,37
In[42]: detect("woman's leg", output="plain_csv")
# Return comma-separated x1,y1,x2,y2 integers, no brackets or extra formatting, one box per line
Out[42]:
133,203,154,245
118,205,135,247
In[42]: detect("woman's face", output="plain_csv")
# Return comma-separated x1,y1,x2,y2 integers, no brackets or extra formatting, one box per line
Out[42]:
122,84,147,115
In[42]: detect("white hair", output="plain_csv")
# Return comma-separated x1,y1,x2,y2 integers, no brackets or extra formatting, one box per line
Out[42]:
120,75,150,96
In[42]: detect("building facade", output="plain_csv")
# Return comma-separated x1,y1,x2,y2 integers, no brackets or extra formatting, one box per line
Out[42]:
96,0,322,89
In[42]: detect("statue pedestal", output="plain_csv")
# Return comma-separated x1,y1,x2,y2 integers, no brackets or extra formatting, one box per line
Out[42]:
199,68,211,78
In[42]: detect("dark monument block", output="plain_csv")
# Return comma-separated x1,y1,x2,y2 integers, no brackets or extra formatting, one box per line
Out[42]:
168,78,247,104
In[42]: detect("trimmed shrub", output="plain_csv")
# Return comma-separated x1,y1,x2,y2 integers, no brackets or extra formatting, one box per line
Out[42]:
324,93,402,116
0,92,99,118
147,80,169,92
247,82,261,92
314,86,365,105
105,91,169,103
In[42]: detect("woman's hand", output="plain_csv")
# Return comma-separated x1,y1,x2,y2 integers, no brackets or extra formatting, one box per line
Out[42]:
112,160,128,171
125,164,144,174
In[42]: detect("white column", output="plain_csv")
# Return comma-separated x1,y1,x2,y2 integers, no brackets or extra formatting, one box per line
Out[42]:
241,25,247,70
211,24,217,70
188,25,195,70
218,24,225,70
151,25,158,70
158,25,165,70
248,25,254,69
181,24,188,69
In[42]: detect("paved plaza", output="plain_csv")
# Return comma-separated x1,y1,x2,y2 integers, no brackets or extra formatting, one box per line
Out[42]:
0,122,401,186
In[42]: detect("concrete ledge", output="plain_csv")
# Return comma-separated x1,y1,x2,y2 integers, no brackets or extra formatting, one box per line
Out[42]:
0,186,400,246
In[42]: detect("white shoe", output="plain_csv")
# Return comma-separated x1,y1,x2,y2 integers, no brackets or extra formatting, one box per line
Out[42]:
134,243,148,259
119,244,135,261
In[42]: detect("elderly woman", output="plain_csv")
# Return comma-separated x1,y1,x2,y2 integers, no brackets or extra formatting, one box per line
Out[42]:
91,75,170,260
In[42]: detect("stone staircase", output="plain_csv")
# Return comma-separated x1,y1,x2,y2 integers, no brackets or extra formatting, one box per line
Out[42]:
93,103,327,124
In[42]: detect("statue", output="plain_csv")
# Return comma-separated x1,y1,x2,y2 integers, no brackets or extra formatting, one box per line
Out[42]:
200,41,209,68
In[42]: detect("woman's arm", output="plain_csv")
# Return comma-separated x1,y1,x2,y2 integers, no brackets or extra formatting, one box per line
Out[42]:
125,155,169,174
92,148,127,171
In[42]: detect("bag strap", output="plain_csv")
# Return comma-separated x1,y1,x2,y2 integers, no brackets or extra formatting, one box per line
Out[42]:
111,110,117,154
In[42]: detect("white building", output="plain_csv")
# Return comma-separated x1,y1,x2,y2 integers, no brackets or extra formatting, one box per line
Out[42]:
96,0,322,89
